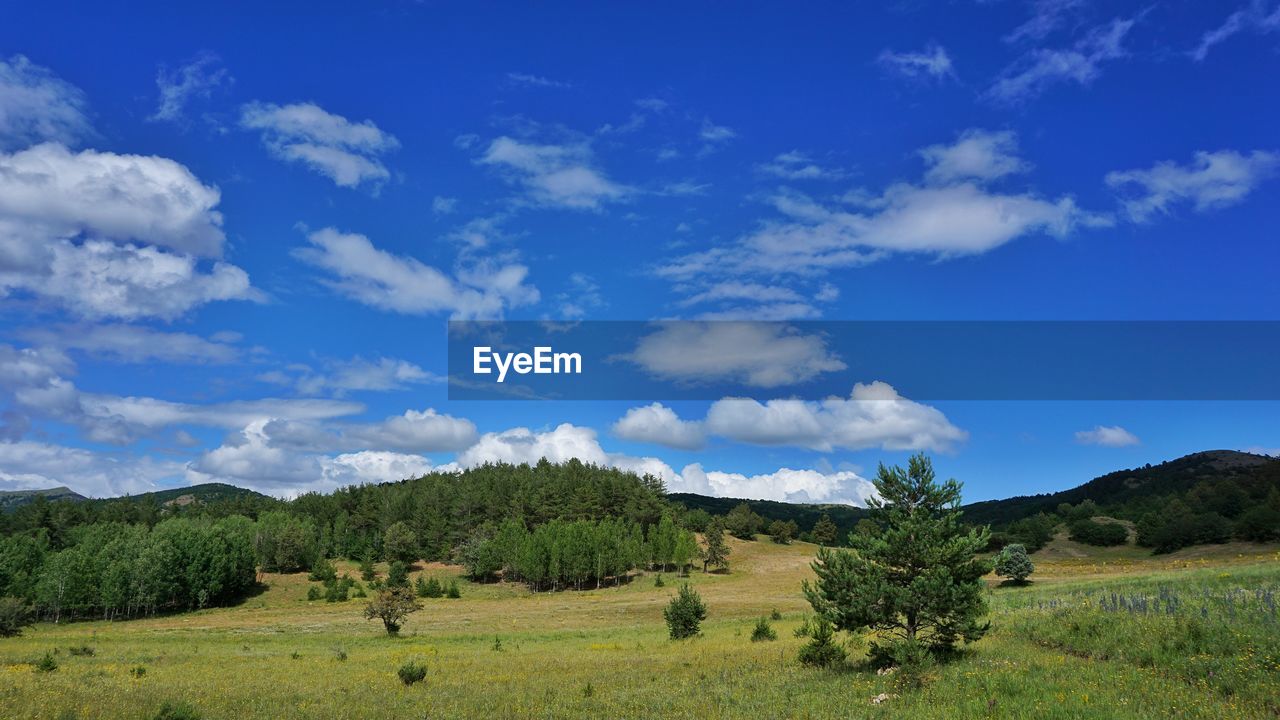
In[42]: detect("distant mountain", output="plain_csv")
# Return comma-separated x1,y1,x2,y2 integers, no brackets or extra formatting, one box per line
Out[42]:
0,486,88,511
0,482,271,513
960,450,1278,528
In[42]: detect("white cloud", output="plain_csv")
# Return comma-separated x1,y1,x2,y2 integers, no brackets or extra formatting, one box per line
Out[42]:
1192,1,1280,61
345,409,477,453
878,44,956,80
295,227,539,319
269,356,441,396
705,382,967,452
1075,425,1140,447
151,52,232,123
657,130,1107,281
1105,149,1279,222
1005,0,1086,44
19,324,241,364
920,129,1030,185
479,136,631,210
987,16,1137,103
612,403,706,450
699,119,736,143
626,322,846,388
680,463,878,505
240,102,399,189
0,55,92,150
0,439,182,497
457,422,683,485
506,72,571,89
756,151,846,181
432,196,458,215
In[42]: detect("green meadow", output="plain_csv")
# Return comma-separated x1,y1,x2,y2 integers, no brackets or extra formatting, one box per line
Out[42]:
2,535,1277,720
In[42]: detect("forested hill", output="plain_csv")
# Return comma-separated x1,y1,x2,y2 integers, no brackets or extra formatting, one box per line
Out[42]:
0,486,87,512
962,450,1278,527
670,493,868,541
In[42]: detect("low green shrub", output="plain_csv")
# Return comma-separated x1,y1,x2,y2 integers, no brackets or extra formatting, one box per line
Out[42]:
398,661,427,686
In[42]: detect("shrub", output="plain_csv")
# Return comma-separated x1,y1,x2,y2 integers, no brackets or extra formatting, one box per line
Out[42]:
653,574,665,588
876,638,932,690
359,556,377,582
364,587,422,636
492,637,503,652
325,583,349,603
751,617,777,642
582,682,594,698
306,585,323,601
1068,519,1128,547
797,617,845,668
387,561,410,589
794,616,813,638
34,651,59,673
770,607,782,621
332,647,348,662
68,645,95,657
445,580,461,599
397,660,427,686
663,584,707,639
423,577,443,598
994,543,1034,585
0,596,34,638
131,665,147,678
153,701,201,720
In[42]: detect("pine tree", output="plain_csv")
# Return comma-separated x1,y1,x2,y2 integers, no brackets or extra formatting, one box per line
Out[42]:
803,454,990,660
701,517,730,573
811,513,838,547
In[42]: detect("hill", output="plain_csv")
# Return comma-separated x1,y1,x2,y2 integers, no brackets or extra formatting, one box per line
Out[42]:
671,492,868,541
962,450,1279,528
0,485,87,511
113,482,272,507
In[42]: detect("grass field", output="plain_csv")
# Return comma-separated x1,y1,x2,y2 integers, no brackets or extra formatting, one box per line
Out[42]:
2,536,1278,719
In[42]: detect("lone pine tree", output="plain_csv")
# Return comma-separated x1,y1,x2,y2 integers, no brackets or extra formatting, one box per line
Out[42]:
803,454,990,659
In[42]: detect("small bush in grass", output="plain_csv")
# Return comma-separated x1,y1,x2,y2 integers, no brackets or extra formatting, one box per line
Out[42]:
751,617,777,642
387,561,410,589
397,660,427,686
308,559,337,583
34,651,59,673
770,607,782,621
653,574,664,588
130,665,147,678
332,647,348,662
351,585,367,598
664,584,707,639
798,617,845,668
994,543,1035,585
306,585,323,601
325,583,349,603
359,556,377,582
582,682,594,698
422,577,443,598
0,596,34,637
153,701,200,720
445,580,461,598
794,616,812,638
68,645,95,657
492,637,503,652
414,576,429,597
876,638,931,690
290,651,301,660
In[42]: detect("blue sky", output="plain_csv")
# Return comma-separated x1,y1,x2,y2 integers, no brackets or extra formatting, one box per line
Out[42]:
0,0,1278,503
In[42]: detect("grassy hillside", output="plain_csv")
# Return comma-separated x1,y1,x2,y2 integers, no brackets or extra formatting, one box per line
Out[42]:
2,534,1277,719
0,486,86,512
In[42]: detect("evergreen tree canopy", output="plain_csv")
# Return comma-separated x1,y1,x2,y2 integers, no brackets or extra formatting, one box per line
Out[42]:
804,454,990,657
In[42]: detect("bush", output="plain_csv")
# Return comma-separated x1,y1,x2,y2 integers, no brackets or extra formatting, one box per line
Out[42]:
653,574,665,588
364,587,422,636
0,596,34,638
769,607,782,621
308,559,337,583
306,585,323,601
131,665,147,678
68,645,95,657
794,616,812,637
34,651,59,673
153,701,201,720
1068,519,1128,547
359,556,377,582
798,617,845,668
397,660,427,686
445,580,461,599
324,583,349,603
751,617,777,642
994,543,1034,584
663,584,707,639
333,647,348,662
387,561,410,589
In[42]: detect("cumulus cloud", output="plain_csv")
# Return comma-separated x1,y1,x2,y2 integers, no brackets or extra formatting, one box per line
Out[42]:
0,142,258,320
0,55,92,150
294,227,539,319
987,16,1138,104
1192,1,1280,61
920,130,1030,185
878,44,956,80
457,422,682,484
0,439,183,497
151,52,232,123
506,72,571,89
1075,425,1140,447
625,322,845,388
478,136,631,210
705,382,967,452
680,463,878,505
240,102,399,189
611,403,706,450
1105,149,1279,222
1005,0,1086,44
